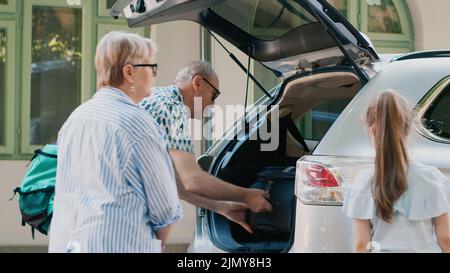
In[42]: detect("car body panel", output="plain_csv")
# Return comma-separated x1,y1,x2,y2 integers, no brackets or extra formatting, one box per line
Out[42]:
291,201,353,253
188,209,226,253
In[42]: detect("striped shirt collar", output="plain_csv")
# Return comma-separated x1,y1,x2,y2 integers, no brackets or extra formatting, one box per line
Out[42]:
95,86,136,106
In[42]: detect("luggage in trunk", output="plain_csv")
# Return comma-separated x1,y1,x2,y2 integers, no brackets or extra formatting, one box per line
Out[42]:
245,166,296,242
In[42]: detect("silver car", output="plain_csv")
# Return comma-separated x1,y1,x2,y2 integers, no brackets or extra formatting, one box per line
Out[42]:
112,0,450,252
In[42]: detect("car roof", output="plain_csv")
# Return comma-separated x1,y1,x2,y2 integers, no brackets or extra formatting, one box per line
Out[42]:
391,50,450,62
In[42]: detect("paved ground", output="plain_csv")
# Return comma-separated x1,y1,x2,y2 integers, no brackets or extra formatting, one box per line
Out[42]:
0,244,189,253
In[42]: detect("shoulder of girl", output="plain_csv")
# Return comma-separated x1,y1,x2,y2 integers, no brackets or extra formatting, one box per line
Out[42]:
410,163,449,188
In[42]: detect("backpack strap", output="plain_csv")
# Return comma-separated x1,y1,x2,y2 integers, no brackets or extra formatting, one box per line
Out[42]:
27,150,41,167
27,149,57,167
36,150,57,159
9,188,21,201
31,149,57,160
30,149,40,162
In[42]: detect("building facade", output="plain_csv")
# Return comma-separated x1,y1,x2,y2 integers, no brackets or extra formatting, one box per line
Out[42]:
1,0,450,247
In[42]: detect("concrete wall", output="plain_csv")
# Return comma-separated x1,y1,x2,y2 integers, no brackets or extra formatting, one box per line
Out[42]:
150,21,201,244
0,161,49,246
407,0,450,50
210,36,250,138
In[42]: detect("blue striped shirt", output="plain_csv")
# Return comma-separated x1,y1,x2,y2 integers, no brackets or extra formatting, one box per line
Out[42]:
48,87,182,253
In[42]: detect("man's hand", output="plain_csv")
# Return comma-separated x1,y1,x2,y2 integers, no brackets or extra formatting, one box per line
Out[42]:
216,201,253,233
244,188,273,213
169,149,272,213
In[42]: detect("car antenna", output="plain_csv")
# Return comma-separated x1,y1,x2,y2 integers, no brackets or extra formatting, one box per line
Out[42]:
207,30,273,100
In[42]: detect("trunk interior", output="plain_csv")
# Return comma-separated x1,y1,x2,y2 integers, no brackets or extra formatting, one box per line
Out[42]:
207,69,362,253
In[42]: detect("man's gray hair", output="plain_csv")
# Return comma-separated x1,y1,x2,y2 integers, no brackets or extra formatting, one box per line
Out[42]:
175,61,215,84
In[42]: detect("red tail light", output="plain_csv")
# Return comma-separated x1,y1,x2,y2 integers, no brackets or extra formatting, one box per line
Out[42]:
296,156,372,206
305,164,339,188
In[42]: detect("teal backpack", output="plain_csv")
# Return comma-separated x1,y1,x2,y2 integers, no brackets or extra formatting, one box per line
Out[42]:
12,144,57,239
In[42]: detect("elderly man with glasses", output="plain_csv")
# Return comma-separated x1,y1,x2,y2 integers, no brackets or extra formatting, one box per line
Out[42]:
139,61,272,233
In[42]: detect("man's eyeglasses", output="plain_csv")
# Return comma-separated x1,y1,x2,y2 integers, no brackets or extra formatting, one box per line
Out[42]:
202,77,221,101
132,63,158,76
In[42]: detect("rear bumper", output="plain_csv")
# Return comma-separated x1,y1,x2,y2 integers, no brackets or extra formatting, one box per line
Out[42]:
189,200,354,253
291,200,354,253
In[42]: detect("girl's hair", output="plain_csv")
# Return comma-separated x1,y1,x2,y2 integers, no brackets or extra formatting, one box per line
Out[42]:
366,90,412,223
95,31,157,89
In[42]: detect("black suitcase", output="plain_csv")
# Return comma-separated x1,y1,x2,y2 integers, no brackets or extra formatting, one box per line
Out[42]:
246,166,296,241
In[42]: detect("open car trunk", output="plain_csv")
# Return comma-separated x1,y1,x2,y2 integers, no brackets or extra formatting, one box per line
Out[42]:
111,0,379,78
206,68,362,253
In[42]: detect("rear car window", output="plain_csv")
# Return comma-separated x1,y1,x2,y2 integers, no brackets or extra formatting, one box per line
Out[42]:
296,98,352,141
422,82,450,140
210,0,317,40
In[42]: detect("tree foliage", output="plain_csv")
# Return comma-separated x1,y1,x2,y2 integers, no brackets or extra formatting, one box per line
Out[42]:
32,6,82,65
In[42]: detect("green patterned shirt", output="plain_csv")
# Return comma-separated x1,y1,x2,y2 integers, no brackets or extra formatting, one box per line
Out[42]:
139,85,194,153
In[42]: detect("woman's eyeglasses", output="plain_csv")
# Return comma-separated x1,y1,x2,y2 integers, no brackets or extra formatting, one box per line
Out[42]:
202,77,221,101
132,63,158,76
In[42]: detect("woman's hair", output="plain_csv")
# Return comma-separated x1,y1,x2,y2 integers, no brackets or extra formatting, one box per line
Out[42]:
95,31,157,89
366,90,412,223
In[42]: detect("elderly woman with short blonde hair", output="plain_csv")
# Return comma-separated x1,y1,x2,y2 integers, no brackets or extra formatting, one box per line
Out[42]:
49,31,182,253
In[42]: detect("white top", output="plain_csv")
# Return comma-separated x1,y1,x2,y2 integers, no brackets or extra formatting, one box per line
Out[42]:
49,87,182,253
343,162,450,253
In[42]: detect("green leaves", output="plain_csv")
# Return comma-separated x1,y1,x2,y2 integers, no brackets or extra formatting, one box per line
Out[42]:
31,7,82,63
